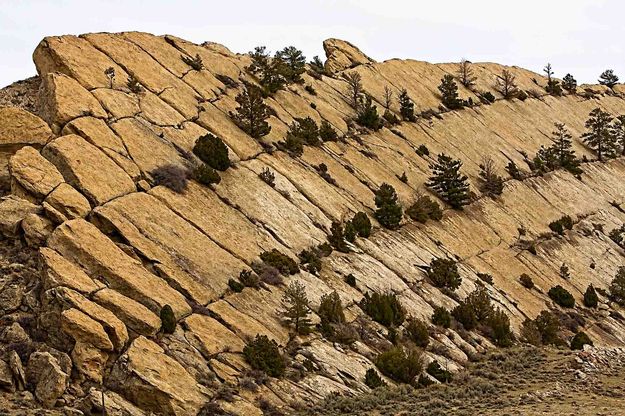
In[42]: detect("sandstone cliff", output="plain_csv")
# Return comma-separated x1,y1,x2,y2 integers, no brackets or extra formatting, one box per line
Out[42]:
0,32,625,415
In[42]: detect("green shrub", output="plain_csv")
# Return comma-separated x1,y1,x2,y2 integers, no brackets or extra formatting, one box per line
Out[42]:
521,310,562,346
260,249,299,275
243,335,286,377
609,266,625,306
228,278,244,293
279,134,304,157
375,346,422,385
318,291,346,337
288,117,320,146
374,183,403,229
193,133,231,171
406,195,443,223
609,224,625,247
239,270,260,289
438,74,463,110
431,306,451,328
182,54,203,70
452,302,477,330
193,164,221,185
319,120,338,141
548,285,575,308
476,273,494,285
304,85,316,95
259,167,275,187
398,89,416,121
583,285,598,308
127,76,142,93
426,361,452,383
160,305,176,334
404,318,429,347
416,144,430,157
356,95,383,130
549,215,573,235
487,308,514,347
570,331,593,350
299,248,322,275
480,91,496,103
427,258,462,291
364,368,386,389
231,82,271,139
350,212,372,238
328,221,349,253
519,273,534,289
152,164,189,193
360,292,406,327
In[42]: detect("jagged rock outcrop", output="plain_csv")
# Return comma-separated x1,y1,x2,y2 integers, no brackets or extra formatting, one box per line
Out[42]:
1,31,625,415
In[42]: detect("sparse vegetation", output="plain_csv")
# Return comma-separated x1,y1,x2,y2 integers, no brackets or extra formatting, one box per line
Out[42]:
193,133,230,171
548,285,575,308
406,194,443,223
570,331,593,350
360,292,406,327
328,221,349,253
127,76,142,93
427,154,471,209
350,212,372,238
495,69,519,99
151,164,189,193
426,361,452,383
344,71,363,109
431,306,451,328
374,183,403,229
282,281,313,335
398,89,416,121
521,310,562,346
182,54,203,70
562,73,577,94
583,285,598,308
457,59,477,88
609,266,625,306
259,167,276,187
364,368,386,389
598,69,619,88
548,215,574,235
582,108,616,161
193,164,221,185
427,258,462,291
519,273,534,289
374,346,422,385
438,74,463,110
478,157,504,197
543,63,562,96
260,249,299,275
160,305,176,334
243,335,286,377
356,95,383,130
239,270,260,289
319,120,338,141
228,278,244,293
318,291,347,338
404,317,429,347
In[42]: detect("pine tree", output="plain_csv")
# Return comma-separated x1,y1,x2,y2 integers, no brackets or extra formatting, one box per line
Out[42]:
309,56,325,74
383,86,393,110
581,108,616,161
438,75,463,109
456,59,477,88
318,291,345,336
356,95,382,130
613,115,625,156
398,89,416,121
282,281,313,335
549,122,582,174
562,73,577,94
328,221,349,253
478,157,504,197
275,46,306,83
193,133,230,171
495,69,519,99
344,72,363,109
599,69,619,88
427,154,471,209
374,183,403,229
247,46,286,94
583,284,598,308
544,63,562,96
231,83,272,139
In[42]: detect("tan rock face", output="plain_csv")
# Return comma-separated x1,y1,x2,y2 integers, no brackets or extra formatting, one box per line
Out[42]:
21,213,54,246
0,107,52,147
60,308,113,351
40,247,104,294
42,134,135,205
323,38,375,73
38,73,107,131
27,352,68,408
93,288,161,337
184,313,245,355
0,195,41,237
9,146,65,199
43,183,91,222
71,341,108,383
109,336,207,416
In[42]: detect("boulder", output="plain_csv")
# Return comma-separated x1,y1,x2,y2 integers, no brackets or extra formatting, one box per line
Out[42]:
0,278,26,314
82,388,147,416
21,213,54,246
323,38,375,73
109,336,207,416
8,146,65,199
0,107,52,147
27,352,68,408
60,308,113,351
0,195,41,237
40,247,104,294
184,314,245,356
38,72,107,131
71,341,108,383
8,351,26,391
42,134,135,206
93,288,161,337
0,322,30,344
43,183,91,223
0,359,14,392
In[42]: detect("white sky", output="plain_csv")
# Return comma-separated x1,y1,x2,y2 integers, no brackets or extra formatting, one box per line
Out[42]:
0,0,623,88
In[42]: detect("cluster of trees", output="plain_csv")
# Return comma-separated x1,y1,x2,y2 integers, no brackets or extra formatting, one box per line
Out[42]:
247,46,306,94
581,108,625,161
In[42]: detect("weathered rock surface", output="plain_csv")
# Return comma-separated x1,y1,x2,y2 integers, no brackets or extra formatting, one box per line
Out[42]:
26,352,68,408
43,183,91,223
40,247,104,294
93,288,161,337
71,341,108,383
21,213,54,246
323,38,375,73
60,308,114,351
0,195,41,237
8,146,65,199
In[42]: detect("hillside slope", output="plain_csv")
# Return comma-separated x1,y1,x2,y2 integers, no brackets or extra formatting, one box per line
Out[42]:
1,33,625,415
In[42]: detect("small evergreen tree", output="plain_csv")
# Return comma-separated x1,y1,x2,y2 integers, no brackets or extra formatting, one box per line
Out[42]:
360,292,406,327
550,122,582,174
404,317,429,347
609,266,625,306
350,212,372,238
478,157,504,197
406,194,443,223
319,120,338,141
427,258,462,290
231,83,271,139
182,54,204,71
383,86,393,110
344,72,363,109
364,368,386,388
583,284,598,308
328,221,349,253
457,59,477,88
562,73,577,94
309,56,325,75
243,335,286,377
495,69,519,99
398,89,416,121
247,46,285,94
275,46,306,83
543,63,562,96
193,133,230,171
427,154,471,209
286,117,320,146
570,331,593,350
318,291,346,336
599,69,619,88
582,108,616,161
282,281,313,335
438,74,463,109
374,183,403,229
548,285,575,308
612,115,625,156
160,305,176,334
431,306,451,328
356,95,383,130
375,346,422,385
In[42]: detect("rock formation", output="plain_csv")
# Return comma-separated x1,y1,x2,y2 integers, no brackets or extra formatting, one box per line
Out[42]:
0,32,624,415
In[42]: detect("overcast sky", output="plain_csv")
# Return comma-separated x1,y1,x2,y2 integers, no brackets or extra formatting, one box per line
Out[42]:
0,0,623,88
